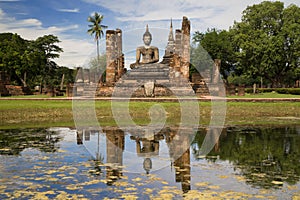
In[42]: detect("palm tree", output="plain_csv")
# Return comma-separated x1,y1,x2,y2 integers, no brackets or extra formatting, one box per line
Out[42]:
87,12,107,62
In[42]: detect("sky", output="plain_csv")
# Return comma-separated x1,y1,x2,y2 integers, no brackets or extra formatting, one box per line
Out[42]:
0,0,299,68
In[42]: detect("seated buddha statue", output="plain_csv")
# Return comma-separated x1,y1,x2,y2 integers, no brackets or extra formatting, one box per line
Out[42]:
130,25,159,69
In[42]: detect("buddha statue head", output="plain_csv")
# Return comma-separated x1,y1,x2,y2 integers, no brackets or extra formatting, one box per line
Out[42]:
143,25,152,46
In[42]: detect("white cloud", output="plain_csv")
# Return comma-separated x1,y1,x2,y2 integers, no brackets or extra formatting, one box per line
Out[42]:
0,8,94,67
57,8,80,13
83,0,299,31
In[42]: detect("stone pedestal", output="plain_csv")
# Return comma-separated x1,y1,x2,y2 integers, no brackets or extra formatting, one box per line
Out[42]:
144,81,155,97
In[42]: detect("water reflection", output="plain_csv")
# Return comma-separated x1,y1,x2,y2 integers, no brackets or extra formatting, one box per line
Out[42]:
76,127,193,192
193,126,300,188
0,128,61,155
75,126,300,192
1,126,300,198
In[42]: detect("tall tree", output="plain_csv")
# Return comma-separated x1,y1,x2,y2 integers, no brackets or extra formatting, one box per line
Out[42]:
87,12,107,62
34,35,63,88
0,33,29,86
232,1,300,87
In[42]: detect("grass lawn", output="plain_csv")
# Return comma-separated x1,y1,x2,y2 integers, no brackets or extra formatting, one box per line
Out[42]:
1,99,300,129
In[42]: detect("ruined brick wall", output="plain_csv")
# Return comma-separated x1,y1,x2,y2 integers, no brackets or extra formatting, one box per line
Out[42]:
172,16,191,79
106,29,124,86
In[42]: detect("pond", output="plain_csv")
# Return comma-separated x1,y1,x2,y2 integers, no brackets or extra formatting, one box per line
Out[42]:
1,126,300,199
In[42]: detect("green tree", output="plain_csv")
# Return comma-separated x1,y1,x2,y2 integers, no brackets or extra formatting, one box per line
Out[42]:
192,29,237,84
87,12,107,62
232,1,300,87
0,33,64,90
34,35,63,89
0,33,29,86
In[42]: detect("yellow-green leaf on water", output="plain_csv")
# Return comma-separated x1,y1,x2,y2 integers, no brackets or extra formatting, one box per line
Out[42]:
0,185,6,190
159,193,174,199
208,185,220,190
219,191,252,199
23,182,34,186
56,174,65,177
0,148,11,151
184,190,204,200
57,149,67,153
259,189,270,194
125,187,137,191
144,188,153,194
292,193,300,200
48,178,58,182
288,185,298,190
235,175,246,182
55,191,69,200
61,176,73,180
45,170,57,175
113,181,132,187
66,185,81,190
219,175,229,179
254,195,268,199
195,182,209,187
251,173,266,178
120,175,128,180
32,193,49,200
132,177,142,182
41,156,50,160
271,180,283,185
121,194,138,200
80,179,102,186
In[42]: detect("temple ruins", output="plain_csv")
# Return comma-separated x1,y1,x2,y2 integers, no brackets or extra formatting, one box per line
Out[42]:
74,16,222,97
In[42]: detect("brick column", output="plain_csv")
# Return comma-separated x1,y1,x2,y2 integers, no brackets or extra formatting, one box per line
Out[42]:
106,30,117,85
116,29,124,79
181,16,190,79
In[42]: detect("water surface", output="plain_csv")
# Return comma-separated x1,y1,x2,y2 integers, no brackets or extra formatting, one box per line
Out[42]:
1,126,300,199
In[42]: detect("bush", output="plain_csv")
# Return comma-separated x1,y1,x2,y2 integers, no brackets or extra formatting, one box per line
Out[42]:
276,88,300,95
244,88,300,95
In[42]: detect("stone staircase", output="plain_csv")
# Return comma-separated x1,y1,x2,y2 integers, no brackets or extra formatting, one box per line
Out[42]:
113,63,195,97
74,83,99,97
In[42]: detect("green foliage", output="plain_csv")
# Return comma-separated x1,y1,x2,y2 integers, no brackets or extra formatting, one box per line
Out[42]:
192,1,300,87
232,1,300,87
195,127,300,187
192,28,237,83
227,74,259,86
0,33,28,85
244,88,300,95
0,33,72,89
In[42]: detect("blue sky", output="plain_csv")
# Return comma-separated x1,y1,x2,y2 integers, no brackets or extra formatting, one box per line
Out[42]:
0,0,299,68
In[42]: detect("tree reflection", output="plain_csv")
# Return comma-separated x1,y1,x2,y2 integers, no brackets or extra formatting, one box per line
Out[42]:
192,126,300,188
0,128,61,155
